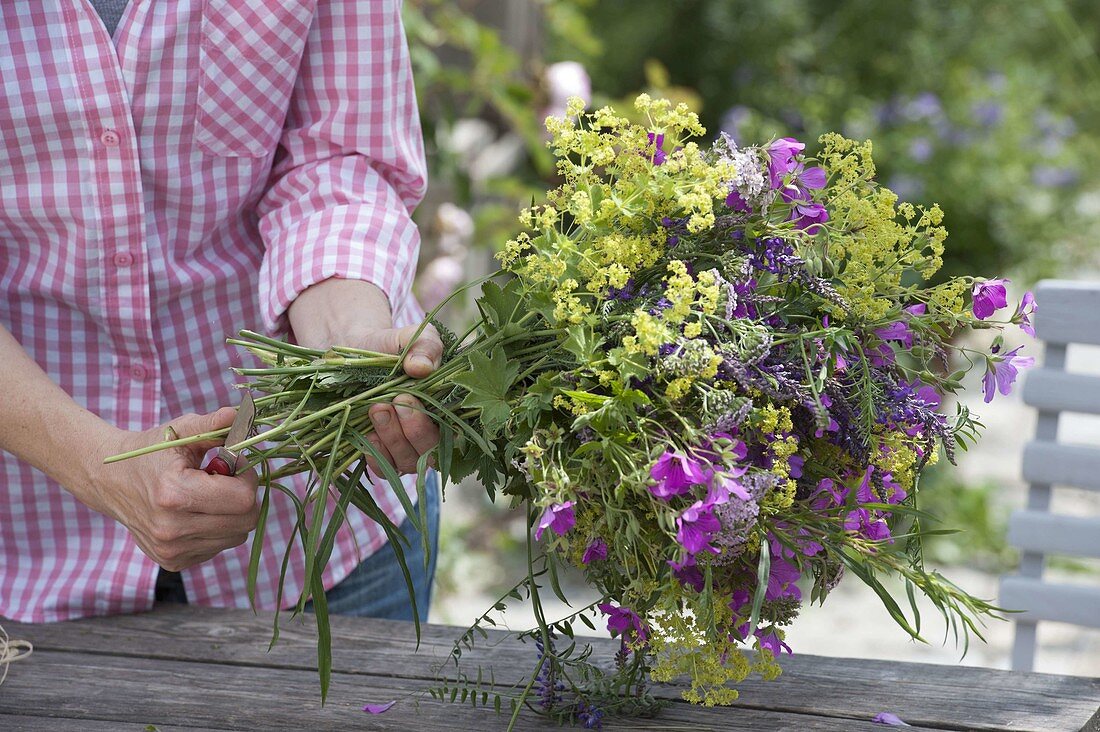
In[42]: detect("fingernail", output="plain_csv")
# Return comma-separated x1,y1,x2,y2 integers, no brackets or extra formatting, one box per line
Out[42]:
410,355,434,372
394,401,413,419
373,409,391,426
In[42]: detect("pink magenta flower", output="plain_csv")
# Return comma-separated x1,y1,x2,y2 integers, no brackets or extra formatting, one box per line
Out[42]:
790,200,829,232
534,501,575,541
667,555,706,592
676,500,722,555
767,137,806,188
649,450,709,499
1014,291,1037,336
755,627,793,656
581,538,608,564
598,602,648,644
972,278,1009,319
982,346,1035,403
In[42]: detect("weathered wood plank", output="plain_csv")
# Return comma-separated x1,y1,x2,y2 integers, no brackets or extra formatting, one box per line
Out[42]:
1033,280,1100,346
6,606,1099,731
1006,510,1100,558
1022,442,1100,492
0,715,222,731
1023,368,1100,415
0,650,936,732
1082,705,1100,732
1000,576,1100,628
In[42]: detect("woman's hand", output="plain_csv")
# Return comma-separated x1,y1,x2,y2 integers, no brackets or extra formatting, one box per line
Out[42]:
90,409,260,571
288,278,442,476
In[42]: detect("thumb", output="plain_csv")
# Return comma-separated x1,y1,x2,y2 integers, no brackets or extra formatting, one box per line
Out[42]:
166,407,238,460
395,322,444,378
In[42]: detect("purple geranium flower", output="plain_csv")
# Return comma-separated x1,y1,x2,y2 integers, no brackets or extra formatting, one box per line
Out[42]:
598,602,648,644
982,345,1035,403
755,628,793,657
767,137,805,188
667,555,705,592
875,320,914,349
726,189,753,212
676,500,722,555
765,554,802,602
1014,291,1037,337
534,501,575,541
790,200,829,232
582,538,608,564
972,278,1009,319
649,450,709,499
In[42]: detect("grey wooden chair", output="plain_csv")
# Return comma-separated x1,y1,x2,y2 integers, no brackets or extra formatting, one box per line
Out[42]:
999,279,1100,672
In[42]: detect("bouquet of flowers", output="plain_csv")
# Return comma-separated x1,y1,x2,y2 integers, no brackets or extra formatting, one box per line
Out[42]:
112,95,1036,728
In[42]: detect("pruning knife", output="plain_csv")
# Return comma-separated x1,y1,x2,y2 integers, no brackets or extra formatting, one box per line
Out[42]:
203,392,256,476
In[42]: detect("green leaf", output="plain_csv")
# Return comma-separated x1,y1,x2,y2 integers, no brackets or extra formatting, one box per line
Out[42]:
451,347,519,437
546,554,572,608
749,536,771,632
311,569,332,704
608,346,649,383
476,279,524,335
562,324,603,363
437,425,454,498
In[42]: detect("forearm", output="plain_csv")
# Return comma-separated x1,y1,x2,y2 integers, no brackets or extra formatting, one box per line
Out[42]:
0,323,116,495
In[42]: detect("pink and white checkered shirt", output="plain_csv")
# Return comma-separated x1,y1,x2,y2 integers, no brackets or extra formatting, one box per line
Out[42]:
0,0,428,622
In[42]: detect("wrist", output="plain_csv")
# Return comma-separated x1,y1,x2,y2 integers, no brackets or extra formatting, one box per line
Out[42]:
288,278,394,350
57,414,125,504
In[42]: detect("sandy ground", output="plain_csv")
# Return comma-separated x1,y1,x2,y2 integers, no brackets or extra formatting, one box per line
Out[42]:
428,311,1100,678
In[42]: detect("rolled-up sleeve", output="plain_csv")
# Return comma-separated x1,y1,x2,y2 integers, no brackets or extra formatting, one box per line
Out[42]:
256,0,428,333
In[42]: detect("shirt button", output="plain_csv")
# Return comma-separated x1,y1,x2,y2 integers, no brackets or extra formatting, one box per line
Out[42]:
101,129,120,147
130,365,148,381
113,251,134,267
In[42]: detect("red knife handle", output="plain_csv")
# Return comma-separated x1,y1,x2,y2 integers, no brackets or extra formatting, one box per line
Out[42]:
203,455,233,476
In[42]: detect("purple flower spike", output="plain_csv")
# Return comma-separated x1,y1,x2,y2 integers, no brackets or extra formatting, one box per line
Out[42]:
982,346,1035,403
363,701,397,714
582,538,608,564
972,278,1009,319
1014,291,1037,336
649,451,709,499
535,501,576,541
647,132,666,166
676,500,722,555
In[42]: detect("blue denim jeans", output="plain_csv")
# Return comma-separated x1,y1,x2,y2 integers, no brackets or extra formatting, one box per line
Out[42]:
156,471,440,622
306,470,440,622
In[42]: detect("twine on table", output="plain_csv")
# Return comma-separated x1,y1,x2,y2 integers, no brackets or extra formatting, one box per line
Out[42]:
0,622,33,686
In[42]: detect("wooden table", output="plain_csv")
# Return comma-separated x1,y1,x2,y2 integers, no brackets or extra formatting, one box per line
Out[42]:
1,605,1097,731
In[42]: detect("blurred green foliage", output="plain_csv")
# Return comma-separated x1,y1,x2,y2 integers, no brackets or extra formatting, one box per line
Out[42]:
551,0,1100,281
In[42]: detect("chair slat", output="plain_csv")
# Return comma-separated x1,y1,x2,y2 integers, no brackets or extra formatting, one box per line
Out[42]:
1022,368,1100,415
1021,441,1100,492
1006,510,1100,558
999,576,1100,628
1033,280,1100,346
